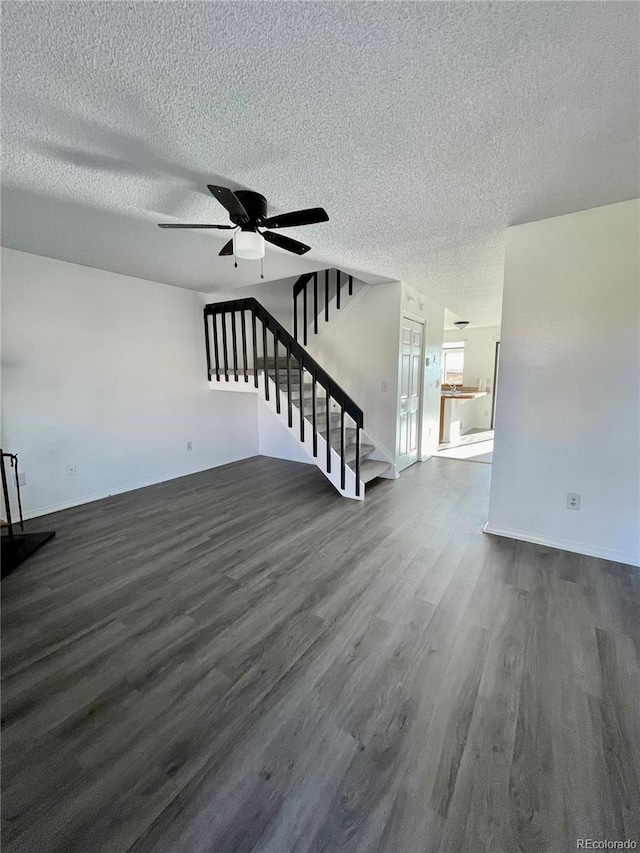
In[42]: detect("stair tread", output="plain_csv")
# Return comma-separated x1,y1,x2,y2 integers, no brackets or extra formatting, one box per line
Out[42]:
345,443,375,464
358,459,392,483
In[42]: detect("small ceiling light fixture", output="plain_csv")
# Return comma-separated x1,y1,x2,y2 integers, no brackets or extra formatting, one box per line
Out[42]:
234,228,265,260
454,320,470,330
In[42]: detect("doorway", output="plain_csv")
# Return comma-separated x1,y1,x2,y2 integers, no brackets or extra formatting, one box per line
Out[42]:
398,315,424,471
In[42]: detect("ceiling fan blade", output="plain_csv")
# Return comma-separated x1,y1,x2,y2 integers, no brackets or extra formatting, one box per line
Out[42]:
262,230,311,255
207,185,249,220
219,238,234,256
158,223,233,229
261,207,329,229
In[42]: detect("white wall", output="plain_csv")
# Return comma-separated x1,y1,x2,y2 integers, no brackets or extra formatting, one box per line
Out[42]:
487,200,640,566
1,248,259,518
402,284,445,459
257,397,312,465
444,325,501,430
306,280,402,468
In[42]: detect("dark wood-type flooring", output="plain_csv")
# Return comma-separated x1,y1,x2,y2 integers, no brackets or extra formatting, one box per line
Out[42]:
2,456,639,852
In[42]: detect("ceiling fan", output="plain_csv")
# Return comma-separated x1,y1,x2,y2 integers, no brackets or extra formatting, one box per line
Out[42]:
158,185,329,261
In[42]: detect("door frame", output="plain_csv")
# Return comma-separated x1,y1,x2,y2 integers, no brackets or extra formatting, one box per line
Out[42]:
397,312,426,471
490,340,500,430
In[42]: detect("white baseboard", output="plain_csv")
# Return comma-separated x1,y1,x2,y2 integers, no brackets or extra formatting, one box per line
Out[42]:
21,454,257,520
483,523,640,568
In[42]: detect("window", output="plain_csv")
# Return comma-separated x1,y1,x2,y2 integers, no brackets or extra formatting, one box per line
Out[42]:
442,342,464,386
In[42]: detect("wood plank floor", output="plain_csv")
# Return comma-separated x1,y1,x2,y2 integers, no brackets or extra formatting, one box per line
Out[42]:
2,456,639,853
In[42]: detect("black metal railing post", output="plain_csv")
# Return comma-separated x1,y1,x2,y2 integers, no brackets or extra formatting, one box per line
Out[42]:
212,313,221,381
336,269,341,310
324,270,329,322
311,377,318,457
231,310,239,381
262,320,269,401
273,331,281,414
355,425,361,497
221,313,229,381
241,309,248,382
251,306,259,388
293,291,298,342
326,385,332,474
313,273,318,335
340,409,346,490
303,281,308,346
286,343,293,427
204,309,213,381
299,358,305,442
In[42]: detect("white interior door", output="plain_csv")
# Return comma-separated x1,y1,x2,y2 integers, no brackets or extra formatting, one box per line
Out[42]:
398,316,424,471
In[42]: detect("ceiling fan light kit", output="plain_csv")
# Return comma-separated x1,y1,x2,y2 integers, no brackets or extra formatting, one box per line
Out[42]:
235,229,265,260
158,185,328,274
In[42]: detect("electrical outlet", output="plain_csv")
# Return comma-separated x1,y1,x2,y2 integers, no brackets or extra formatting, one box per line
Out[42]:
66,463,77,477
566,492,581,511
381,381,388,392
18,472,27,487
186,441,193,451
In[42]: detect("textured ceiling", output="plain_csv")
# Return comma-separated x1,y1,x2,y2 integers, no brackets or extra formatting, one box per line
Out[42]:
2,1,638,326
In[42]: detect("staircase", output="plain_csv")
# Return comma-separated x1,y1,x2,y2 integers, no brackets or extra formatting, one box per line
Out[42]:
293,269,359,344
204,298,391,499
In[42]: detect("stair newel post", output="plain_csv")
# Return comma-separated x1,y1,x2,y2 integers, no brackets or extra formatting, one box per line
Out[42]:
303,281,308,346
312,374,317,457
262,319,269,401
298,357,305,442
321,270,327,323
286,342,293,428
326,383,332,474
336,269,341,310
293,290,298,342
231,310,239,381
211,311,221,381
251,305,259,389
355,421,361,497
204,309,213,381
241,309,248,382
221,311,229,381
273,330,281,414
340,408,346,490
313,273,318,335
348,274,353,296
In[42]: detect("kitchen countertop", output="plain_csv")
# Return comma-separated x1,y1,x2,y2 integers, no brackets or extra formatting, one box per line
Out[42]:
441,391,488,400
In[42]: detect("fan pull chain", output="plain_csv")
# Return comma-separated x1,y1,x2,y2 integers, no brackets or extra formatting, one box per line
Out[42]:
260,256,264,280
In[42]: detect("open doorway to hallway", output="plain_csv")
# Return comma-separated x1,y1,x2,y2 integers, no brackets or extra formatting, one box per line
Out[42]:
435,320,501,465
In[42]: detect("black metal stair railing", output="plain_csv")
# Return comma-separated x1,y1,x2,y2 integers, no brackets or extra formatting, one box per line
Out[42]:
293,269,354,345
204,298,363,495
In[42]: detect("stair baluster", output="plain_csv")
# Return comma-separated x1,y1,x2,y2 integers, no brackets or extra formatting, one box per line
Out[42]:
273,331,281,414
324,269,329,322
231,310,239,381
221,314,229,381
251,306,259,389
286,343,293,428
241,310,249,382
340,408,346,490
262,322,269,401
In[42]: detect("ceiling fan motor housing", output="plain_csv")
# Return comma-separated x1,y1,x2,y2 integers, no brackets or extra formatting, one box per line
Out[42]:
233,191,267,225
